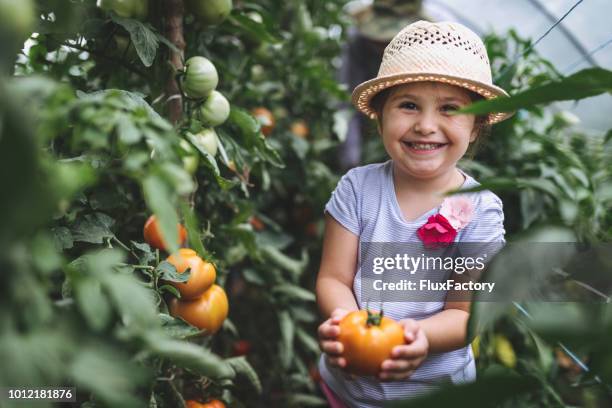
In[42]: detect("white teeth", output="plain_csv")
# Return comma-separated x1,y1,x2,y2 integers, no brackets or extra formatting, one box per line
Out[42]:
405,142,444,150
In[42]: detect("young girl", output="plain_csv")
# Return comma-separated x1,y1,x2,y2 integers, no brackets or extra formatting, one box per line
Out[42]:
316,20,511,407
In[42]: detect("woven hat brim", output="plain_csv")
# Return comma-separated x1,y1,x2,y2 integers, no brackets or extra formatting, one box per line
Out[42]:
352,73,514,124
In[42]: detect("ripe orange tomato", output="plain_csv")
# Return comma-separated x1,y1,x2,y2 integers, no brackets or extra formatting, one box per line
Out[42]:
290,120,309,139
143,215,187,251
186,399,226,408
251,107,275,136
338,310,405,376
169,284,228,333
166,249,216,300
248,216,264,231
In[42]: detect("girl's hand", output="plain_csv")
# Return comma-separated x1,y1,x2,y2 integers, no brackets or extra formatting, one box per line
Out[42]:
378,319,429,381
318,308,349,369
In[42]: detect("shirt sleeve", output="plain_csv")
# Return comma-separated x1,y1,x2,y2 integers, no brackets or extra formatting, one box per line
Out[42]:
324,169,361,236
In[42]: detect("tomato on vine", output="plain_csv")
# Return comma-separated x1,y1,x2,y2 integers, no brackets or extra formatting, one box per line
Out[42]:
185,0,232,26
192,128,219,157
182,56,219,99
169,284,229,333
143,215,187,251
97,0,148,19
198,90,230,126
338,310,405,376
165,248,216,300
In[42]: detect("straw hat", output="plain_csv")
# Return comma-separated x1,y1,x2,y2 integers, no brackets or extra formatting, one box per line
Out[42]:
351,20,513,124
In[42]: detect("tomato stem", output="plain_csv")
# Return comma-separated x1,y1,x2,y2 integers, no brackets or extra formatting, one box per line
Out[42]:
366,310,382,327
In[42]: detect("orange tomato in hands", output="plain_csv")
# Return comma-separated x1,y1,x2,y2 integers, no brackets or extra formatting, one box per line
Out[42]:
169,284,228,333
143,215,187,251
338,310,405,376
166,248,216,299
186,399,226,408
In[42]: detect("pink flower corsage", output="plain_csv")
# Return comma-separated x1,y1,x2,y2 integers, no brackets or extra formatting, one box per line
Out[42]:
417,196,474,248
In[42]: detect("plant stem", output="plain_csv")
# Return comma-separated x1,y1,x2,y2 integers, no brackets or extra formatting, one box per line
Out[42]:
163,0,186,124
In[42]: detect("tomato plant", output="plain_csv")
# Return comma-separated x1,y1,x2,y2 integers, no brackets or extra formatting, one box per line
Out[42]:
338,310,405,376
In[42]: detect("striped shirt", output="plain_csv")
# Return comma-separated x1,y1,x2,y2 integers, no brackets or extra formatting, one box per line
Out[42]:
319,160,506,407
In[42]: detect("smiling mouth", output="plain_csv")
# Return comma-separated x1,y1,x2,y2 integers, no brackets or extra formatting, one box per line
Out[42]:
402,141,448,151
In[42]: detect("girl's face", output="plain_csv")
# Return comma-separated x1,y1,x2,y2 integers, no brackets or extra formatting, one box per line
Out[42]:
378,82,477,180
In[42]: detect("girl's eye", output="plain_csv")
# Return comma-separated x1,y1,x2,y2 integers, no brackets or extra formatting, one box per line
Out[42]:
441,104,460,112
399,101,417,110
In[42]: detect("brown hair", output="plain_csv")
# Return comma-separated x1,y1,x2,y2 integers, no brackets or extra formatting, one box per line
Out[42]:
369,85,491,158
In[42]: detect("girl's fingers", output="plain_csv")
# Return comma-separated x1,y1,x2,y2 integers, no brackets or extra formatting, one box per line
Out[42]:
327,356,347,368
380,358,413,373
330,308,349,323
392,343,427,359
320,340,344,355
318,321,340,339
399,319,419,343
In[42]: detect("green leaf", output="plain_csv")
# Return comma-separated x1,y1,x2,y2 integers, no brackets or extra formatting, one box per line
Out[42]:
110,14,159,67
52,226,74,250
285,394,327,406
227,108,284,168
272,283,316,302
159,313,202,339
461,68,612,114
156,260,190,283
144,335,234,379
159,284,181,298
185,132,236,190
116,114,141,144
261,246,308,279
225,356,262,394
278,310,295,369
101,272,159,331
179,200,207,257
228,12,280,43
142,173,180,253
70,346,149,408
75,277,112,332
388,368,538,407
71,212,115,244
468,228,577,338
295,327,320,355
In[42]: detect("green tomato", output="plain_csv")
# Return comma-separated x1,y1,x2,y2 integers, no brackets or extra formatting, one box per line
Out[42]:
186,0,232,26
193,128,218,157
199,90,230,126
182,56,219,99
0,0,35,37
179,139,200,174
97,0,148,19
